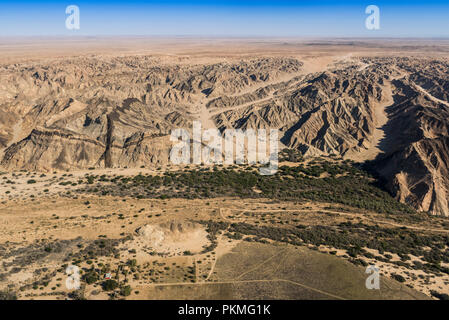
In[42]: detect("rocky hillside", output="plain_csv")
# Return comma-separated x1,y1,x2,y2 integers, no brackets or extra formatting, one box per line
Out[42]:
1,54,449,216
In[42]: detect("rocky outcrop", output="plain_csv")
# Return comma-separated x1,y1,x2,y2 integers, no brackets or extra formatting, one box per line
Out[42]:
1,127,105,171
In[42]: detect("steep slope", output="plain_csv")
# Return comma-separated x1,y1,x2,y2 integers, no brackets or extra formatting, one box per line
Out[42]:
0,56,302,169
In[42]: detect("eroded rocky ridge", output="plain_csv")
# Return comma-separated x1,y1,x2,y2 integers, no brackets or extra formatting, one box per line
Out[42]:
1,55,449,215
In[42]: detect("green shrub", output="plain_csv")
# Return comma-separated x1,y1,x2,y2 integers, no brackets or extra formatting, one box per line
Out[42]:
120,285,132,296
391,273,406,283
430,290,449,300
102,280,118,291
83,272,99,285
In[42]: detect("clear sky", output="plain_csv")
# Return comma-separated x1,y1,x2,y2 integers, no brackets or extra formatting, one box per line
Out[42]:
0,0,448,37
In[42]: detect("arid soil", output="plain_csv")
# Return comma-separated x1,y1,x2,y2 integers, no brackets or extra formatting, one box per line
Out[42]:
1,38,449,300
1,160,449,300
0,186,443,300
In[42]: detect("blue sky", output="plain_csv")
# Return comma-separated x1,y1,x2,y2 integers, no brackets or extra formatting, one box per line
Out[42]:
0,1,448,37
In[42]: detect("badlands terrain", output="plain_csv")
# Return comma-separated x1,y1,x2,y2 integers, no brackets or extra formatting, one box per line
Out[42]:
1,38,449,300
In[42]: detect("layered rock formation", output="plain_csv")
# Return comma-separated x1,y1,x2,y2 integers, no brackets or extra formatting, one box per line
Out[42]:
1,54,449,215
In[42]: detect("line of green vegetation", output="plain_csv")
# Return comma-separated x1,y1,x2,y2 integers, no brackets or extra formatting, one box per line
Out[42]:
80,160,415,215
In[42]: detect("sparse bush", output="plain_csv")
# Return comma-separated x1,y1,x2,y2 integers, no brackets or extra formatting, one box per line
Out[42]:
83,271,99,285
120,285,132,296
391,273,406,283
102,280,118,291
430,290,449,300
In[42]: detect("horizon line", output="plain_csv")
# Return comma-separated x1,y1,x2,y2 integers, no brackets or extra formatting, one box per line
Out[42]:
1,35,449,40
